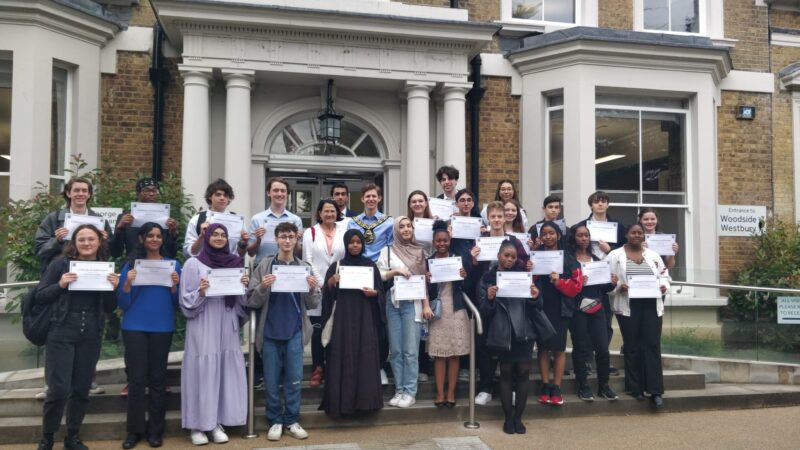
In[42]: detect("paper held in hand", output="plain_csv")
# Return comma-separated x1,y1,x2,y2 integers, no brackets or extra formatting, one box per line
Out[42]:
530,250,564,275
69,261,115,291
132,260,175,287
496,271,533,298
506,232,530,244
63,214,106,240
586,220,618,243
131,202,170,228
205,268,246,297
627,274,662,298
413,218,434,242
271,265,311,293
428,256,464,283
393,275,427,301
476,236,506,261
450,216,482,240
338,266,374,290
208,212,245,239
581,260,612,286
428,198,455,220
645,234,676,256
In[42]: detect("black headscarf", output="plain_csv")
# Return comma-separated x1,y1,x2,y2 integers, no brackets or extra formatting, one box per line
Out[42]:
341,229,373,267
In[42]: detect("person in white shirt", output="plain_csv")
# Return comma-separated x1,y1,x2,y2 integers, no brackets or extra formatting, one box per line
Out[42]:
247,177,303,267
183,179,248,258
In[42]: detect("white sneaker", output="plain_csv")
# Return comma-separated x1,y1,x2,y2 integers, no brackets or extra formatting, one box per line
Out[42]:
380,369,389,385
210,425,228,444
34,385,48,400
397,394,416,408
418,372,429,382
267,424,283,441
512,391,516,406
89,382,105,395
474,392,492,405
388,393,403,407
458,369,469,381
190,430,208,446
285,423,308,440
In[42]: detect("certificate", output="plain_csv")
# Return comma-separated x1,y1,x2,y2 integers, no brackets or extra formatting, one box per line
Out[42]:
414,218,434,242
338,266,374,290
627,274,662,299
535,219,566,236
271,265,311,293
586,220,618,243
131,202,170,228
208,211,245,239
429,198,455,220
259,220,281,244
428,257,464,283
132,259,175,287
506,232,530,244
530,250,564,275
645,234,676,256
205,268,245,297
496,271,533,298
581,260,612,286
393,275,427,301
450,216,482,240
63,214,106,240
476,236,506,261
68,261,114,291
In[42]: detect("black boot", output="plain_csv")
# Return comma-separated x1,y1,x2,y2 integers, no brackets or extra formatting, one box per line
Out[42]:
513,414,527,434
502,414,515,435
37,434,54,450
64,430,89,450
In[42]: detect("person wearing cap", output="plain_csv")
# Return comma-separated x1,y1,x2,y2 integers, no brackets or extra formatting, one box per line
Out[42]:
110,178,179,260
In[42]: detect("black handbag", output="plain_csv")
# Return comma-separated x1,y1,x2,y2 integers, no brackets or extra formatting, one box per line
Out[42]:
530,308,556,343
429,298,443,321
22,286,52,346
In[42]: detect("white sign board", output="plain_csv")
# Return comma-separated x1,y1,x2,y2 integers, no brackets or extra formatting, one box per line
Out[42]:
92,207,123,230
777,297,800,325
717,205,766,237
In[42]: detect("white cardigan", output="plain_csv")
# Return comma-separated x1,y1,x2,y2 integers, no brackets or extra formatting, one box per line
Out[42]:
301,222,347,316
606,246,671,317
377,246,424,323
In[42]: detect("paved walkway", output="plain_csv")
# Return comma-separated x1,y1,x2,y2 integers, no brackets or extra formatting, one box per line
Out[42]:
3,406,799,450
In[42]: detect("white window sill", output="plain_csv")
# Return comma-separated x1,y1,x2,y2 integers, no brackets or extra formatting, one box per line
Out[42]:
496,19,577,37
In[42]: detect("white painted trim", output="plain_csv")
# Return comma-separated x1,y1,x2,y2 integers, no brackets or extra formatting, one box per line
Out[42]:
772,32,800,48
204,0,468,22
100,26,153,74
478,53,521,95
719,70,774,94
633,0,720,38
793,94,800,224
499,0,598,27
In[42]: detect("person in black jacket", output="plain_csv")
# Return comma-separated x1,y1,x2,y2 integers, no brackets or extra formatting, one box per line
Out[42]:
479,239,541,435
109,177,179,259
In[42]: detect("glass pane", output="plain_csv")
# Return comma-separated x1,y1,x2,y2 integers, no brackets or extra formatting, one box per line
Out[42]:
0,87,10,173
548,96,563,107
671,0,698,33
549,109,563,191
642,191,687,205
270,118,379,158
595,109,640,192
606,191,640,204
354,135,379,157
596,94,687,109
512,0,543,20
641,111,685,193
50,67,67,182
295,190,312,214
644,0,669,30
546,0,575,23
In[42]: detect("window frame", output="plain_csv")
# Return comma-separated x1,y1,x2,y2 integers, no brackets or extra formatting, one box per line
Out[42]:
634,0,706,36
49,63,73,193
501,0,583,27
545,100,564,196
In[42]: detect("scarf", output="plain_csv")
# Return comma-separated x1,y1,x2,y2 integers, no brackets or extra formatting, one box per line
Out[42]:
341,229,374,267
196,223,243,307
390,216,426,275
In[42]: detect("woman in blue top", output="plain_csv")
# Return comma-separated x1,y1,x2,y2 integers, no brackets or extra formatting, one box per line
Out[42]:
118,222,181,449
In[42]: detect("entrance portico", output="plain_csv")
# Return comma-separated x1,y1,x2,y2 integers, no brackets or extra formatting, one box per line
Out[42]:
152,0,497,218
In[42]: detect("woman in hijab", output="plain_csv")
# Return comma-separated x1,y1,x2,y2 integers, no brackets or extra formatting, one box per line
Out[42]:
180,223,250,446
378,217,434,408
319,229,385,417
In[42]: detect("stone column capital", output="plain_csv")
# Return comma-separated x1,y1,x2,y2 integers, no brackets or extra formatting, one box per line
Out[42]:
222,69,256,90
404,81,436,99
178,65,213,87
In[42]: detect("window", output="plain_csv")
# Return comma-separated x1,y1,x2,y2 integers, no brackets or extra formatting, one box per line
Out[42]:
511,0,575,23
50,65,71,194
643,0,699,33
269,117,380,158
546,95,564,194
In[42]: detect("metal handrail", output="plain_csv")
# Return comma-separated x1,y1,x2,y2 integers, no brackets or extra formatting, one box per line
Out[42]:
461,293,483,430
672,281,800,295
243,309,258,438
0,281,38,289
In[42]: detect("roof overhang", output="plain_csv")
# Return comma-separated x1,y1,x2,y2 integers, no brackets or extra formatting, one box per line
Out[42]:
780,63,800,91
0,0,124,46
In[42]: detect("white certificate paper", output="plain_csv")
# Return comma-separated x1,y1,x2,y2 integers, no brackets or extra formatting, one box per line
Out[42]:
586,220,618,243
413,218,434,242
338,266,374,290
205,268,245,297
496,271,533,298
428,257,464,283
208,212,245,239
530,250,564,275
476,236,506,261
506,232,530,244
132,259,175,287
131,202,170,228
429,198,455,220
627,274,662,299
63,214,106,240
69,261,114,291
393,275,427,301
450,216,482,240
645,234,676,256
260,220,281,244
271,265,311,293
581,260,612,286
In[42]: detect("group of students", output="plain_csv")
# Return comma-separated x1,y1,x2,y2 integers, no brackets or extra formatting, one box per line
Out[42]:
30,165,677,450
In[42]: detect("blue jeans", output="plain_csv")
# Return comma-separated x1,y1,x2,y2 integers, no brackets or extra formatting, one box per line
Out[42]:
262,330,303,425
386,300,421,397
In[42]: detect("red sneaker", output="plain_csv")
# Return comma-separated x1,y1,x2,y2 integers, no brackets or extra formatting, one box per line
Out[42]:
309,366,323,388
550,385,564,405
120,384,128,397
537,383,551,405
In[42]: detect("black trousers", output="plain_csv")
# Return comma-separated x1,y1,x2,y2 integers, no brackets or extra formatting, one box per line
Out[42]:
43,312,103,435
123,330,173,436
616,299,664,395
570,309,610,385
309,316,325,369
476,332,497,394
602,295,614,346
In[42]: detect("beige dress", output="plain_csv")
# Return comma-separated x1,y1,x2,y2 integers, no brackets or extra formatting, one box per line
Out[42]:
426,282,470,357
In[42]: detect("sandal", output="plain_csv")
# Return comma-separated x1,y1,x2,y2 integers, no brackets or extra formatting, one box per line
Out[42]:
434,401,446,408
445,401,456,408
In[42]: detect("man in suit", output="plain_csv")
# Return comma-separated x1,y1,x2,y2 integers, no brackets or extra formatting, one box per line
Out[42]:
331,183,358,219
435,165,480,217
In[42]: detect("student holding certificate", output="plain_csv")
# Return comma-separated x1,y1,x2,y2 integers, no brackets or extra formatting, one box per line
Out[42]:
478,240,542,435
639,208,679,269
449,189,481,292
179,223,249,445
567,223,619,403
607,223,670,409
532,221,583,407
480,180,529,229
183,179,249,259
529,195,568,248
117,223,180,449
110,177,179,261
34,224,119,450
406,190,434,256
320,229,385,417
377,217,433,409
576,191,626,260
503,199,526,234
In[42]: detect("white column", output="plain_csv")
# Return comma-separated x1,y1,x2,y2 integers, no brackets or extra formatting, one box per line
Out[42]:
404,81,435,194
179,67,212,211
222,69,255,219
441,83,471,185
562,71,595,223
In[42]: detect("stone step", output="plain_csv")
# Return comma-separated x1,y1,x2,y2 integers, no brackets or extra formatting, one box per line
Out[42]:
2,383,799,445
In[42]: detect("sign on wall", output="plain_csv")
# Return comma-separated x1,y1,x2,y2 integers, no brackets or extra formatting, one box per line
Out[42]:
93,207,123,230
717,205,766,237
777,297,800,325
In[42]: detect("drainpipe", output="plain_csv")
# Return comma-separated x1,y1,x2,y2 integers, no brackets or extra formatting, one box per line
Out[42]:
467,56,485,202
450,0,459,7
149,22,167,181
